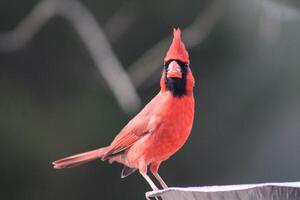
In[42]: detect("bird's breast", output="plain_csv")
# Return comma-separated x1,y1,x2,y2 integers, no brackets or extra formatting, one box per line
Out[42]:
144,93,195,162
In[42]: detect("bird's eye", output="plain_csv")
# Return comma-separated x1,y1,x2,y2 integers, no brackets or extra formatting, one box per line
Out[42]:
164,59,188,70
175,60,188,69
164,60,172,68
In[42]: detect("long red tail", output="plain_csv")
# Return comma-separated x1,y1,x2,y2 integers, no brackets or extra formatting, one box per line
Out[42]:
53,147,107,169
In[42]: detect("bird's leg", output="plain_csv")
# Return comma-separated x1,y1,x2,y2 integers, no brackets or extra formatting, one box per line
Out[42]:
141,172,159,191
153,172,168,189
139,162,159,200
140,173,159,200
150,163,168,189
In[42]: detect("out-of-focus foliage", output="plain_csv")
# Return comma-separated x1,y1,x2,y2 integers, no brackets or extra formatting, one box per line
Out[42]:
0,0,300,200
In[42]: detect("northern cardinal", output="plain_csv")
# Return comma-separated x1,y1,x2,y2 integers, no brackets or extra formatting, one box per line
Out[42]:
53,28,195,197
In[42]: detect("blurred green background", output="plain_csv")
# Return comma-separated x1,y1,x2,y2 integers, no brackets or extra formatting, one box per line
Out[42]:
1,0,300,199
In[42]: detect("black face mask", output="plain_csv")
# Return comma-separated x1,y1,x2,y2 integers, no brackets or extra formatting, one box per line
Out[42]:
164,59,189,97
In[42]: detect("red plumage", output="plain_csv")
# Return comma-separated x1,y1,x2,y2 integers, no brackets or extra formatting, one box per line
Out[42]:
165,28,189,63
53,28,195,194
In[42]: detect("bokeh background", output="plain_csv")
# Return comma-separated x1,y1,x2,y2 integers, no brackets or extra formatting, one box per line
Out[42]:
1,0,300,199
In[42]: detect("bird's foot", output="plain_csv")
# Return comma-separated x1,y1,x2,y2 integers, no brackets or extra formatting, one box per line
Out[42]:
145,191,159,200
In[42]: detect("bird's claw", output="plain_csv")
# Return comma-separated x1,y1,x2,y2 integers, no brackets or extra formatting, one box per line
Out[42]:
145,191,159,200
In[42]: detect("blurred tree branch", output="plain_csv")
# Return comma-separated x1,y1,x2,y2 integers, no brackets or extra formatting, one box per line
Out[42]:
0,0,57,52
270,0,300,11
128,0,224,89
258,0,300,45
104,2,138,43
0,0,222,112
0,0,141,113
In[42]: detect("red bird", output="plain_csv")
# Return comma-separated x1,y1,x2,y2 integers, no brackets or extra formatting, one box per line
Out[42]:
53,28,195,197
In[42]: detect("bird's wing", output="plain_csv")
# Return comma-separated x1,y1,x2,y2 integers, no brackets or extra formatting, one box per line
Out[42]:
103,118,149,159
103,93,161,159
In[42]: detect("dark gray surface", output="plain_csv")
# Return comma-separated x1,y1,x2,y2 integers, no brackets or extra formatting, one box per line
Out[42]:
149,182,300,200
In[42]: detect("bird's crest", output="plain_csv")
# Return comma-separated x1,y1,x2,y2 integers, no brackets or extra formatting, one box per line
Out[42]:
164,28,189,63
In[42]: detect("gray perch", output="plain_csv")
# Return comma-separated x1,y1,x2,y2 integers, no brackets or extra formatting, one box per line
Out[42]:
148,182,300,200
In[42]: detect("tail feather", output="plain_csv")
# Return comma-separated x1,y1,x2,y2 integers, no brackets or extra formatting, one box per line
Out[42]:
53,147,107,169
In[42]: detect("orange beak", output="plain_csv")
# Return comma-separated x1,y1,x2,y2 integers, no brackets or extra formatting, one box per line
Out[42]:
167,61,182,79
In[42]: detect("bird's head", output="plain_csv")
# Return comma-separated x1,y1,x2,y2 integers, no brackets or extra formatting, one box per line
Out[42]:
161,28,195,97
